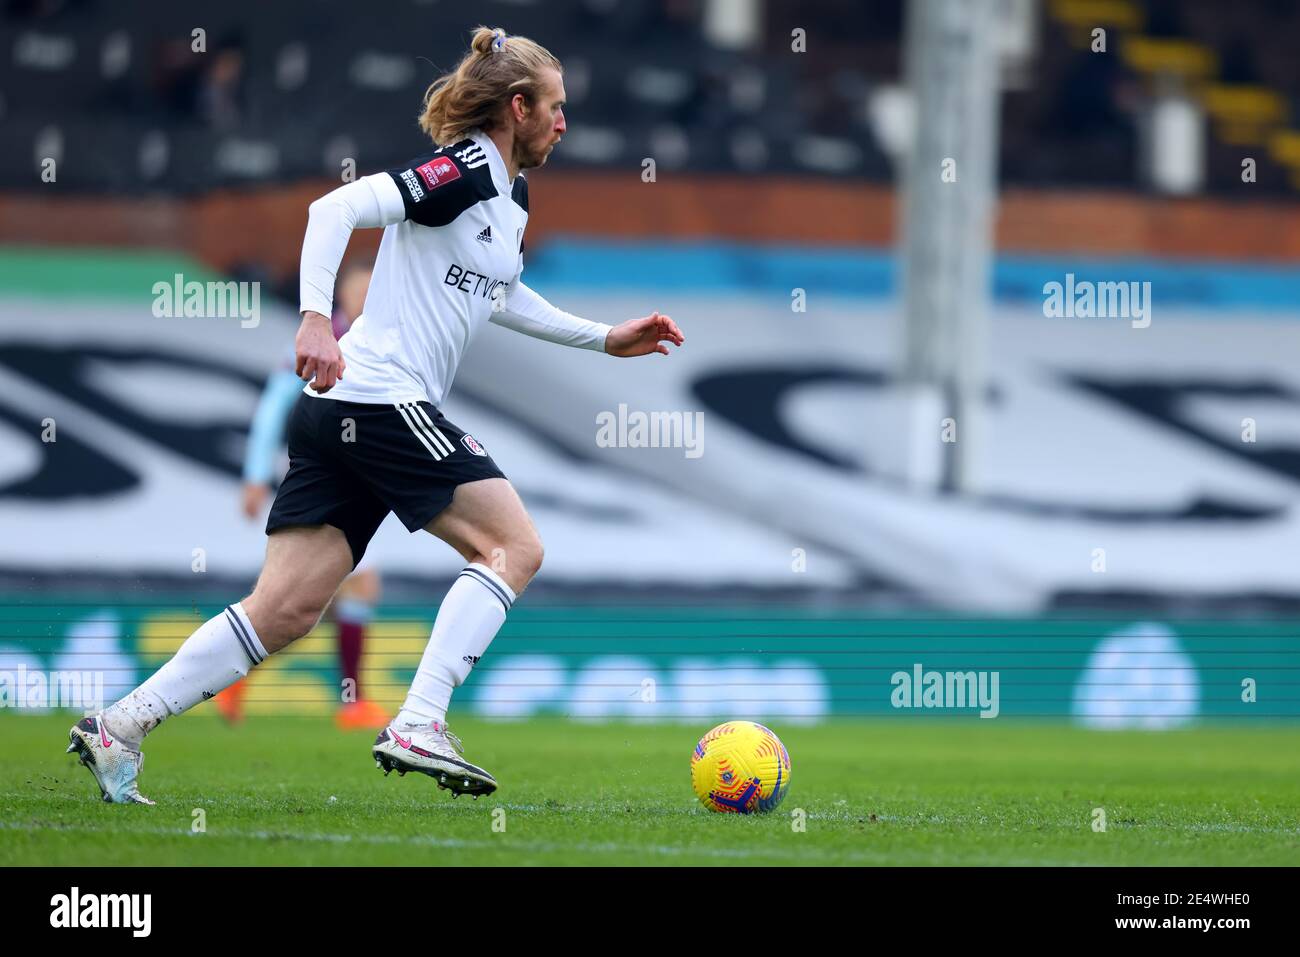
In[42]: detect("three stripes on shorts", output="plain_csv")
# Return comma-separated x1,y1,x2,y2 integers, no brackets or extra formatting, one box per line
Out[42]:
395,402,457,461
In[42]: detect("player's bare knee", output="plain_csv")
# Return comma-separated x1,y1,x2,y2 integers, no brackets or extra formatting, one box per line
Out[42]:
512,534,544,582
286,603,326,641
258,600,326,647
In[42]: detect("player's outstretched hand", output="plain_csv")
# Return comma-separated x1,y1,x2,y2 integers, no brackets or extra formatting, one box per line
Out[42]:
604,311,684,357
296,310,346,392
240,482,269,520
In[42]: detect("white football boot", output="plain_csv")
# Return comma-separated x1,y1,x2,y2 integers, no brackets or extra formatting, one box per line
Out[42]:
65,714,155,805
373,721,497,798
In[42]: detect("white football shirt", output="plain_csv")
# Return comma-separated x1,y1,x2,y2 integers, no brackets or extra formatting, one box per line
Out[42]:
299,129,610,406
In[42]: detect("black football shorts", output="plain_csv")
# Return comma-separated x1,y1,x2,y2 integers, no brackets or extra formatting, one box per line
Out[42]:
266,393,507,566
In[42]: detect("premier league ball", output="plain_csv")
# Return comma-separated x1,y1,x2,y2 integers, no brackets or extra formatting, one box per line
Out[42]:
691,720,792,814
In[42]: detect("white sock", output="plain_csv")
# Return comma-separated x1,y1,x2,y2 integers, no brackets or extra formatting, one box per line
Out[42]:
102,602,267,746
395,563,515,728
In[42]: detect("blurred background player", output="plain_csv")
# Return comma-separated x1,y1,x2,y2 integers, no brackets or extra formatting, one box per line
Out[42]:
217,262,388,731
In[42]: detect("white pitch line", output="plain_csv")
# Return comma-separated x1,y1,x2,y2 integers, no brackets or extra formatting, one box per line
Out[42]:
5,820,1291,866
0,820,893,863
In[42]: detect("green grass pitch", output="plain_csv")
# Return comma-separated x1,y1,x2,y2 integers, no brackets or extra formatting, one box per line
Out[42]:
2,714,1297,866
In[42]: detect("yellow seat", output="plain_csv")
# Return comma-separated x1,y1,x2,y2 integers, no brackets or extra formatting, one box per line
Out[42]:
1268,129,1300,165
1122,36,1218,79
1202,85,1287,126
1049,0,1144,30
1216,123,1269,147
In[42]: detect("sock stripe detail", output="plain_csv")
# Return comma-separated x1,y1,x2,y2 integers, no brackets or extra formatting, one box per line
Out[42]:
225,606,264,666
459,568,512,613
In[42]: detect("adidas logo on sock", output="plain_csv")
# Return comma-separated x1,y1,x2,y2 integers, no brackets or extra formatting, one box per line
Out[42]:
476,226,492,244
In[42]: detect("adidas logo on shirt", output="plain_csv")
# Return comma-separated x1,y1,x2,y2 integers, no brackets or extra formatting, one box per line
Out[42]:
455,144,489,169
476,226,493,244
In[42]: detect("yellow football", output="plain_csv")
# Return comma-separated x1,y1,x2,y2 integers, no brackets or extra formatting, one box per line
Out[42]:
691,720,792,813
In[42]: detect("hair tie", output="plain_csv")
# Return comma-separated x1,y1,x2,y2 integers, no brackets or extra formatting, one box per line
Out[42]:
491,30,506,52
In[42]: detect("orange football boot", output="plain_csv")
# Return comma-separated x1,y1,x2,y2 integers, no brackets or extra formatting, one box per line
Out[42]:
214,678,247,724
335,698,389,731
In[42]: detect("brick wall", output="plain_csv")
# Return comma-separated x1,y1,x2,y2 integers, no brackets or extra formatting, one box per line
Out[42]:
2,175,1297,283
